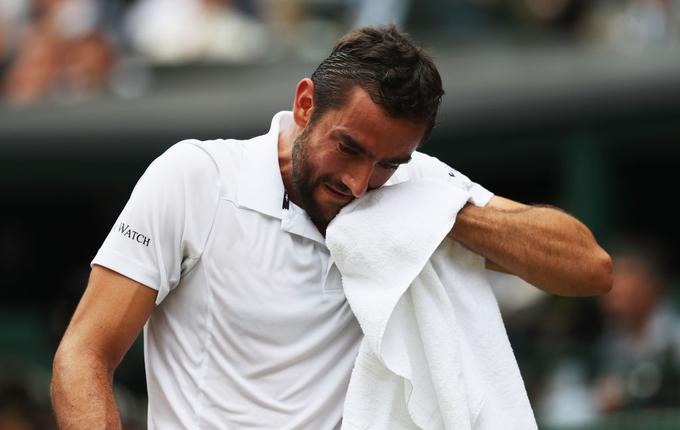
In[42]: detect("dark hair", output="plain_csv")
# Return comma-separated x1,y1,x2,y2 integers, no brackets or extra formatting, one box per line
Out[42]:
310,25,444,141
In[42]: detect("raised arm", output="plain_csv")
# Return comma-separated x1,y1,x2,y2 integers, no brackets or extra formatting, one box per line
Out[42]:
450,196,613,296
51,265,157,429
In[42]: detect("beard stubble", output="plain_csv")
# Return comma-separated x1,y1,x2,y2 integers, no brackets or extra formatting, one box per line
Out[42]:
291,126,348,233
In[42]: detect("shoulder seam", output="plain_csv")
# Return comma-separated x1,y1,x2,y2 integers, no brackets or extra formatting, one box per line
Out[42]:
179,141,223,263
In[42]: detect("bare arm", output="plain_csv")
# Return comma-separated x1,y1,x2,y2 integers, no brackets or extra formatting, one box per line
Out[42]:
51,265,157,429
451,196,613,296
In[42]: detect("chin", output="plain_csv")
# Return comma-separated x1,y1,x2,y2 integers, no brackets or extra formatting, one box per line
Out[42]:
307,190,337,218
318,206,340,225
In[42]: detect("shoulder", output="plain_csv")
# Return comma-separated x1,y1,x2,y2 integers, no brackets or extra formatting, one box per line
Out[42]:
162,138,245,175
150,138,250,195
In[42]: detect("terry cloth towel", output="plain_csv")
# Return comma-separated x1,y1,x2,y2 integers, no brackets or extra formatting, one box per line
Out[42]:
326,177,537,430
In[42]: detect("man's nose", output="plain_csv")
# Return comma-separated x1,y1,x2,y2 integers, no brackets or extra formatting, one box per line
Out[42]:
342,162,374,198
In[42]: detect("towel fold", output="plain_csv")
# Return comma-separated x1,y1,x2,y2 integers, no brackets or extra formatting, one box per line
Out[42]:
326,177,537,430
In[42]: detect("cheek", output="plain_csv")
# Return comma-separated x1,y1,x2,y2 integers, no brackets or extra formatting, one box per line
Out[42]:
368,169,395,189
302,151,327,181
314,151,344,179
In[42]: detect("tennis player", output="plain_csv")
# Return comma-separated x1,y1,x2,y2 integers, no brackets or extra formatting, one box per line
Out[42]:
51,26,612,429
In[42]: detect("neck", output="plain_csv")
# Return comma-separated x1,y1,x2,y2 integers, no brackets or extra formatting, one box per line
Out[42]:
278,127,302,209
278,127,329,236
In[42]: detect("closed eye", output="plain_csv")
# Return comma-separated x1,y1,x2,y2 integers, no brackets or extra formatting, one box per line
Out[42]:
338,142,359,155
378,161,400,170
379,156,411,170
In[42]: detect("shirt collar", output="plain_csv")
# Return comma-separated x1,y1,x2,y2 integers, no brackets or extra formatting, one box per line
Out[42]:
236,111,326,245
236,111,290,220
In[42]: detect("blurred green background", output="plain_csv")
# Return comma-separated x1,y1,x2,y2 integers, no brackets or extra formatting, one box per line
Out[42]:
1,0,680,428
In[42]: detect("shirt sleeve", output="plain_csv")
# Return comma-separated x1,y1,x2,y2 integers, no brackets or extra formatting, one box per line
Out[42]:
409,151,494,207
91,140,220,304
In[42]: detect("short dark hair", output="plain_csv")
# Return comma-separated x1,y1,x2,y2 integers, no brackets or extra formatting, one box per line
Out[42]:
310,25,444,142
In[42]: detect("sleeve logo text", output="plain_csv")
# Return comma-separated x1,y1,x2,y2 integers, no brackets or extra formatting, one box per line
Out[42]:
117,222,151,247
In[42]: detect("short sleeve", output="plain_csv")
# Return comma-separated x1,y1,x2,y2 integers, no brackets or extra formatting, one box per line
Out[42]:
91,140,220,304
406,151,494,207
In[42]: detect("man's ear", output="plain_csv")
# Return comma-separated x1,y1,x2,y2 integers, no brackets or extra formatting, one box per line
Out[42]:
293,78,314,129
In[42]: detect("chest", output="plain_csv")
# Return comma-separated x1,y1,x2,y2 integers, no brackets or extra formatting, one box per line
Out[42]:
199,200,347,340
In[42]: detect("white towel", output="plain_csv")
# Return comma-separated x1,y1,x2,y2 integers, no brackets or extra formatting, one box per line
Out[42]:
326,177,537,430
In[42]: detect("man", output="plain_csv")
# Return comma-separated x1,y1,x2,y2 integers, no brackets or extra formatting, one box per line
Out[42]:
51,26,612,429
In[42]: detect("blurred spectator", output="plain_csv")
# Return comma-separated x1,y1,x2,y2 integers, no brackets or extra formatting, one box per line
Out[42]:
352,0,411,29
7,0,680,107
580,0,680,51
258,0,411,61
465,0,680,47
3,0,116,105
123,0,269,64
516,0,589,32
594,241,680,412
464,0,589,36
260,0,349,60
538,239,680,426
0,0,31,62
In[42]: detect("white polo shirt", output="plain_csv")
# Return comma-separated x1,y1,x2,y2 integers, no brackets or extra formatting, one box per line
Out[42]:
92,111,492,429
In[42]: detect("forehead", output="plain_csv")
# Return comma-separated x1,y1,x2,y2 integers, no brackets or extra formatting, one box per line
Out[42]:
317,87,428,157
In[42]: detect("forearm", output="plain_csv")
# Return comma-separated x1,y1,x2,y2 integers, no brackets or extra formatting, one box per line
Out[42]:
51,345,122,430
450,200,612,296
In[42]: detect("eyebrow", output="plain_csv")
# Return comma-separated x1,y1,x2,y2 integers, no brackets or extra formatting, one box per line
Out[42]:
338,132,413,165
